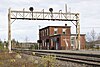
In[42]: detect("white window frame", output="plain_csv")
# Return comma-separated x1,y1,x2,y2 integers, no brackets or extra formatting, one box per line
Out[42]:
71,36,76,46
62,28,66,34
54,28,58,35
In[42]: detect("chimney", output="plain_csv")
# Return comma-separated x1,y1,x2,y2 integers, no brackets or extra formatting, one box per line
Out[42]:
65,24,67,27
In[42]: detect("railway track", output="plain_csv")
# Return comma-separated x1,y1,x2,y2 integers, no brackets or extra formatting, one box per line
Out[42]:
13,49,100,66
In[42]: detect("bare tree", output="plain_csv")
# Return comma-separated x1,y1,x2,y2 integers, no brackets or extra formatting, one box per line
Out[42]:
25,36,29,43
97,33,100,40
86,32,92,42
90,29,96,41
86,29,97,48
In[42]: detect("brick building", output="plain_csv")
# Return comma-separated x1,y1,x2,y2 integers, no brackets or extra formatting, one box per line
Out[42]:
38,24,85,50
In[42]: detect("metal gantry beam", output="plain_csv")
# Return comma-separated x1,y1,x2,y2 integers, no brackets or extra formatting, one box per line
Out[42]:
8,8,80,52
10,10,77,21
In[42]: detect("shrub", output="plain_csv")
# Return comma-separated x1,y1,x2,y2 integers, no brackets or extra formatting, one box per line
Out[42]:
41,54,56,67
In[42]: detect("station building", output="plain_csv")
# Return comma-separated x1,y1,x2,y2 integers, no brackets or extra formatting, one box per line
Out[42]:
38,24,85,50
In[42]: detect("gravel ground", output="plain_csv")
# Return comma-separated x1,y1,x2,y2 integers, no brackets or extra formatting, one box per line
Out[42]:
21,54,97,67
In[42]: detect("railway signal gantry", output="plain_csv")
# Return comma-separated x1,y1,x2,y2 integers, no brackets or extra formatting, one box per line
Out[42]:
8,6,80,52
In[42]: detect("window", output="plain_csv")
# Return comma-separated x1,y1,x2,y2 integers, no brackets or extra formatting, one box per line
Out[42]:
40,31,42,37
71,37,75,45
62,29,66,34
54,28,58,35
42,40,44,47
51,39,53,47
44,29,46,36
41,31,42,36
45,41,46,47
43,30,44,36
45,29,47,36
47,29,49,35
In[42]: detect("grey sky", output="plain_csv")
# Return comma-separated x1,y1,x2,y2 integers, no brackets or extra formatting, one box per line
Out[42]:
0,0,100,42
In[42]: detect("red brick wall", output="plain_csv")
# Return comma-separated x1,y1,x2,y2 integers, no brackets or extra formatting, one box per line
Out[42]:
49,27,71,35
80,35,86,49
39,26,85,50
61,36,71,50
49,27,54,36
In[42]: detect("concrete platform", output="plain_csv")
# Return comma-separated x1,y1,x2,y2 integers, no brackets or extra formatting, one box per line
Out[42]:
34,50,100,55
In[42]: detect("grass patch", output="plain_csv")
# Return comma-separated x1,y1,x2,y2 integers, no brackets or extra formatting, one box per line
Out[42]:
0,51,59,67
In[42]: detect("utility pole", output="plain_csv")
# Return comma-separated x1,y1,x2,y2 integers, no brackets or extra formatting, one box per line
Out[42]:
76,13,80,50
8,8,12,53
38,25,41,49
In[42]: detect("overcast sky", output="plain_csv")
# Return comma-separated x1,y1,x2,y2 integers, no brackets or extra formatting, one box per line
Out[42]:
0,0,100,42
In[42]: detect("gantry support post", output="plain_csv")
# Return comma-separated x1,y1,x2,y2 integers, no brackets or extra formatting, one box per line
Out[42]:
8,8,12,53
76,13,80,50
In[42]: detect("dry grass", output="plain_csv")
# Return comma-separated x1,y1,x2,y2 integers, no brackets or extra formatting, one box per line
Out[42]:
0,51,92,67
0,51,58,67
0,51,38,67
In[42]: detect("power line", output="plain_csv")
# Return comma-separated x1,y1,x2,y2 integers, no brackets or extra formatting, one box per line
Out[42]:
81,27,100,28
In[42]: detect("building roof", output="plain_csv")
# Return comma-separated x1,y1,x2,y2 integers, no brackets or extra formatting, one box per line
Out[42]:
50,34,86,37
39,26,71,31
95,44,100,46
19,42,37,44
71,34,86,36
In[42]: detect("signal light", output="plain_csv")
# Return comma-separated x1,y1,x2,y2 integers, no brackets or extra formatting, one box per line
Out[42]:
49,8,53,13
29,7,34,12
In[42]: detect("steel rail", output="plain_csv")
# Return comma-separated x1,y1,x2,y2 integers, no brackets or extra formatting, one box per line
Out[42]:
12,49,100,66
